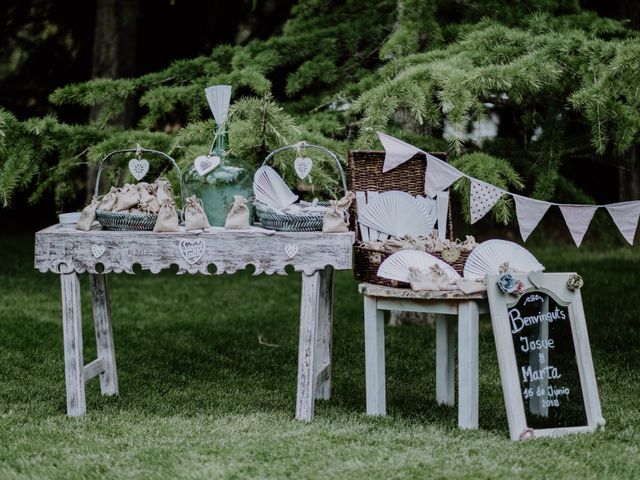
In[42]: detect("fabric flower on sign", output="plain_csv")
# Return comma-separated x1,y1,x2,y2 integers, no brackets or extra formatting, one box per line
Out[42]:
567,274,584,291
497,273,524,296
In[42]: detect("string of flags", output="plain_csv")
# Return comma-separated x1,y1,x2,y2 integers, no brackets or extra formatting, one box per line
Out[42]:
378,132,640,246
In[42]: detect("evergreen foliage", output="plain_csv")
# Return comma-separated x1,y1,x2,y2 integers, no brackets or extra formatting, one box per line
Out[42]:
0,1,638,226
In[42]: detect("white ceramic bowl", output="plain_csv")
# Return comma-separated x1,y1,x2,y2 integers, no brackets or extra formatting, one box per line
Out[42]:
59,212,81,226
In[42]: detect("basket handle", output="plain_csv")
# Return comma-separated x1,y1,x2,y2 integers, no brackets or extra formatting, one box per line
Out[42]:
94,146,184,206
261,141,348,194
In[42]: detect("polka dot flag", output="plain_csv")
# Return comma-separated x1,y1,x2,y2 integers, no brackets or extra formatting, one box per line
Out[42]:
470,180,503,224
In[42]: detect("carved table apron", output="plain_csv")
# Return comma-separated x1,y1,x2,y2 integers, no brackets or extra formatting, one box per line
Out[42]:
35,225,354,422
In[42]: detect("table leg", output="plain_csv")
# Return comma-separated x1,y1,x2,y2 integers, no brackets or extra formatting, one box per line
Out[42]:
89,273,118,396
458,301,479,429
314,266,333,401
60,272,86,417
364,295,386,415
296,270,322,422
436,314,455,406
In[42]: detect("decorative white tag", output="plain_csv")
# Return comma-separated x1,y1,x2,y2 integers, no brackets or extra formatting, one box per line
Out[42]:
91,244,105,259
294,157,313,179
179,239,206,265
128,158,149,181
194,155,220,177
284,243,299,259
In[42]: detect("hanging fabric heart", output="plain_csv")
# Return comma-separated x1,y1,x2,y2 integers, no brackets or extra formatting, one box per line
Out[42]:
194,155,221,177
294,157,313,179
284,243,299,259
129,158,150,181
91,244,105,259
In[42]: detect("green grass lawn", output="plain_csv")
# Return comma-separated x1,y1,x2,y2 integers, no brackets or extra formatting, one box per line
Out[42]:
0,234,639,479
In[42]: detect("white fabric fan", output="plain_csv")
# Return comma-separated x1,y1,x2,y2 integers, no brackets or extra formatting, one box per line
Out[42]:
463,239,544,280
253,166,299,210
358,191,437,238
378,250,460,283
205,85,232,125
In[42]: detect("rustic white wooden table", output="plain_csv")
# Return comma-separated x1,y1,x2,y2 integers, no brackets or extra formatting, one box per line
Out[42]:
35,224,354,422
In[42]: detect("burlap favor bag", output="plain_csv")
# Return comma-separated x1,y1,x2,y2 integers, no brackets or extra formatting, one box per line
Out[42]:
140,197,160,214
98,187,118,211
322,191,355,233
153,198,179,232
115,183,140,211
137,182,155,204
184,195,210,231
155,177,173,204
75,196,101,231
224,195,250,229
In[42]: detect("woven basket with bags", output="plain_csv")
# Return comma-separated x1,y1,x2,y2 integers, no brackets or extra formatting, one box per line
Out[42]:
348,150,473,288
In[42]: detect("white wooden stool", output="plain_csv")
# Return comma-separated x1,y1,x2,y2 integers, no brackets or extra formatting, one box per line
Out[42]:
359,283,489,429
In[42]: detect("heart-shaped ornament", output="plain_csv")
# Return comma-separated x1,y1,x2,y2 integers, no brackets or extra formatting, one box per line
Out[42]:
128,158,150,181
284,243,299,259
194,155,220,177
91,244,105,259
528,270,545,288
179,239,206,265
294,157,313,180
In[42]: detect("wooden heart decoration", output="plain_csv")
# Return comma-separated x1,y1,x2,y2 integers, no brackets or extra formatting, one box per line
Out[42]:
91,244,105,259
528,270,544,288
441,248,460,263
128,158,150,181
194,155,220,177
179,239,206,265
284,243,299,259
294,156,313,180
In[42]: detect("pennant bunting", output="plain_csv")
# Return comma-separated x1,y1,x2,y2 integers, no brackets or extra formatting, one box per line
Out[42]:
605,201,640,245
424,155,463,198
377,132,421,173
470,180,504,224
514,195,552,242
559,205,599,247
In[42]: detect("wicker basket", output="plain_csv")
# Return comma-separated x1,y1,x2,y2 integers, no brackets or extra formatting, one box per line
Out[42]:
94,147,184,231
254,200,331,232
354,242,471,288
349,149,466,288
254,142,347,232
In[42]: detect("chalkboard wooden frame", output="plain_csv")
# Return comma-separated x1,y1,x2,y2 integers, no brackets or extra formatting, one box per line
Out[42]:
487,272,605,441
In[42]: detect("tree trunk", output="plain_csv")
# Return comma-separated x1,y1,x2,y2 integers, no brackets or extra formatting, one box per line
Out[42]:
86,0,139,202
618,145,640,201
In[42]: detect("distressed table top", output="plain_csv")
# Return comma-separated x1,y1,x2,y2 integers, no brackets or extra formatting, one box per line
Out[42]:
358,282,488,300
35,224,354,276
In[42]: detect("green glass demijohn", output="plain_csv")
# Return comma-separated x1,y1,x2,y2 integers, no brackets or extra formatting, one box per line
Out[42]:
182,85,254,226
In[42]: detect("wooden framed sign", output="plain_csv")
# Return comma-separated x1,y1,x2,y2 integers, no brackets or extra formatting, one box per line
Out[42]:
487,272,605,441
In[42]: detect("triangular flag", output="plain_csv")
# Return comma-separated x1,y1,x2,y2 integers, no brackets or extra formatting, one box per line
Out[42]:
377,132,421,173
470,180,504,224
605,201,640,245
514,195,552,242
424,155,464,198
559,205,599,247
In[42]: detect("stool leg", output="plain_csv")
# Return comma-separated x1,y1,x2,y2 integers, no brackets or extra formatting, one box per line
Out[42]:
436,314,455,406
364,295,386,415
458,301,479,429
314,267,333,401
60,272,86,417
296,271,322,422
90,273,118,396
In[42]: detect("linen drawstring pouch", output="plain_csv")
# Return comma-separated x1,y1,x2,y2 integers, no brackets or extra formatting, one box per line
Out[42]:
408,264,456,291
322,191,355,233
98,187,118,212
137,182,155,204
153,198,179,232
184,195,210,231
155,177,173,205
115,183,140,211
140,197,160,215
224,195,250,229
75,196,101,231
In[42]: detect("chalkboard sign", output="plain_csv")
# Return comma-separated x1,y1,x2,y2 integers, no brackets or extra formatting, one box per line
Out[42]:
487,272,604,440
